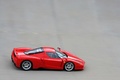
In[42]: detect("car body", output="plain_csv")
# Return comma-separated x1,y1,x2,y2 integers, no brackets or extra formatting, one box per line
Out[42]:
11,46,85,71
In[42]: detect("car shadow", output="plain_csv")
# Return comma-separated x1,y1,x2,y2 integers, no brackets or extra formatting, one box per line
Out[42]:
11,63,84,72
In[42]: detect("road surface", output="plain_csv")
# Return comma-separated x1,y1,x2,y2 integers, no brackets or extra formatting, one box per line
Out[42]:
0,0,120,80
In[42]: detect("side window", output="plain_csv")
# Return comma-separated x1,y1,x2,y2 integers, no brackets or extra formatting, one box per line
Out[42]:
46,52,59,58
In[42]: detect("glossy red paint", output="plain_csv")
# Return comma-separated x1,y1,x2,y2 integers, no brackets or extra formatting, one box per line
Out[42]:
11,47,85,71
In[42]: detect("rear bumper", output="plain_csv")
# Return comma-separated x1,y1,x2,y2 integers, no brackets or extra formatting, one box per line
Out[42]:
11,51,20,68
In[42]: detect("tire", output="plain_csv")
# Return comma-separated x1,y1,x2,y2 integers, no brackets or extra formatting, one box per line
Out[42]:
64,62,74,71
21,60,32,71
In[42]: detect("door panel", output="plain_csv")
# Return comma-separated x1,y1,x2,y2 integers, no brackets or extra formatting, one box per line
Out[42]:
43,58,63,69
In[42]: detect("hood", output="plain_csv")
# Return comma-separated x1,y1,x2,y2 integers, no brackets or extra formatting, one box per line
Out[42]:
67,56,84,62
61,50,85,63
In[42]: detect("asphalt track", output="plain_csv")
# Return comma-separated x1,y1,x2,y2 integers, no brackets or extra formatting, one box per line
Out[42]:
0,0,120,80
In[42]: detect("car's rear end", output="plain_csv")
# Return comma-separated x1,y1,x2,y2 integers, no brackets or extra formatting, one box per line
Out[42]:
11,47,31,68
11,49,20,68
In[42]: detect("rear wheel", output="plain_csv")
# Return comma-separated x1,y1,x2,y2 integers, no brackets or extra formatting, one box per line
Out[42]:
64,62,74,71
21,60,32,71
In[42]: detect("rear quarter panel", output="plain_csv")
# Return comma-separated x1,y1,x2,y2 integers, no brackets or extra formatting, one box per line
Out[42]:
18,53,44,69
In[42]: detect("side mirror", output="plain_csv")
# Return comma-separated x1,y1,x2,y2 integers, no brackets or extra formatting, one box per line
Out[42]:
57,47,61,51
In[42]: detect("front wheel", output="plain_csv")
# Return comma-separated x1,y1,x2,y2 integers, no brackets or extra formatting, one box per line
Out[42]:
21,60,32,71
64,62,74,71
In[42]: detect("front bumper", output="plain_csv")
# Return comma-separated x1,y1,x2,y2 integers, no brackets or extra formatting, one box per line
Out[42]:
75,62,85,70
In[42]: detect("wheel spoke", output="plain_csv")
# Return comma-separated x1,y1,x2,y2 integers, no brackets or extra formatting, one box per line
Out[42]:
65,62,74,71
22,61,31,70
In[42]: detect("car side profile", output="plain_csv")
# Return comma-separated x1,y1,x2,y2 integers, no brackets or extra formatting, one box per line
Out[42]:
11,46,85,71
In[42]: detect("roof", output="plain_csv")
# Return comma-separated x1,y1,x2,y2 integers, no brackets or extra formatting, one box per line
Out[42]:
24,47,56,55
42,47,55,52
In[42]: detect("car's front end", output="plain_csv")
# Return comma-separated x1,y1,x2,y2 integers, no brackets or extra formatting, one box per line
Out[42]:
66,56,85,70
74,59,85,70
60,49,85,70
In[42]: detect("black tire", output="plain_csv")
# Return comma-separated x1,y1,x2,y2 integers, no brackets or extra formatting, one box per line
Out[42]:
21,60,32,71
64,62,74,71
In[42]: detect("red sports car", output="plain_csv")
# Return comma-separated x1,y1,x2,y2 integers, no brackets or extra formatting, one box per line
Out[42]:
11,47,85,71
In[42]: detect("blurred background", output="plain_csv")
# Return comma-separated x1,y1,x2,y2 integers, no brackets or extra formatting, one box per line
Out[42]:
0,0,120,80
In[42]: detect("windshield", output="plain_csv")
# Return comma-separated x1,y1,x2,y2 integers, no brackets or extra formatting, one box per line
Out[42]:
24,47,43,54
56,51,67,58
